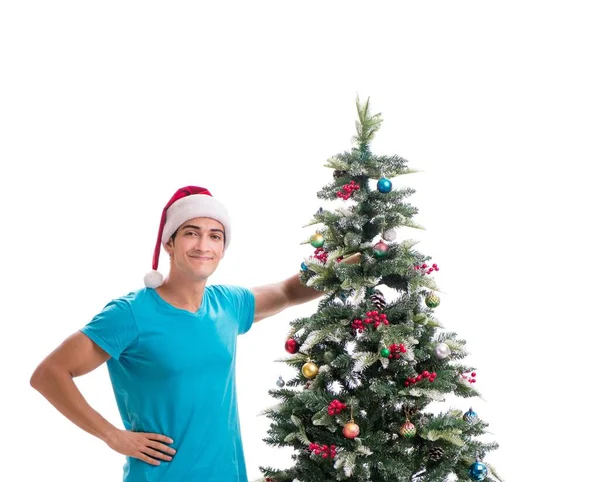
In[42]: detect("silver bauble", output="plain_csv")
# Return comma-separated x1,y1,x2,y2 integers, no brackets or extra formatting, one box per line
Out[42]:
276,376,285,388
382,229,397,242
434,342,451,359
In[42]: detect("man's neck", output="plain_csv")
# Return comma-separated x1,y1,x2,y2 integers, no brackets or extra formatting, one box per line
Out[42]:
156,274,207,313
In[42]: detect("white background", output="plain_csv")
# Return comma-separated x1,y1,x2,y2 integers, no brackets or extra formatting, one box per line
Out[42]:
1,1,598,481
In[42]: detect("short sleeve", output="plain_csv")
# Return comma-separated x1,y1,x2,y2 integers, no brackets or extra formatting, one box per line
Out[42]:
219,285,256,335
80,298,139,360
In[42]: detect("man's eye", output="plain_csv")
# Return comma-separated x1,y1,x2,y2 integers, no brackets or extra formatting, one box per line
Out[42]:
185,232,198,236
211,235,222,240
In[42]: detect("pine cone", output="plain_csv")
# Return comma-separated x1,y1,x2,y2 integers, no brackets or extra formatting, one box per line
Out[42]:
402,404,419,418
333,169,348,178
369,291,386,310
428,446,445,461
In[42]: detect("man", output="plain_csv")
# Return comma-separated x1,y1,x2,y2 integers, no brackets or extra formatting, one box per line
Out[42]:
30,186,325,481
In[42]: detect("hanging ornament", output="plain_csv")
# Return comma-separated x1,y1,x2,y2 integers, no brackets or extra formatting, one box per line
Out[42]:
428,446,445,461
382,229,396,241
380,347,391,358
463,407,479,424
302,361,319,379
434,342,451,359
369,290,386,310
400,420,417,438
377,177,392,193
373,240,389,259
468,460,488,481
310,233,325,248
342,421,360,439
276,376,285,388
285,338,299,354
300,262,308,271
425,292,440,308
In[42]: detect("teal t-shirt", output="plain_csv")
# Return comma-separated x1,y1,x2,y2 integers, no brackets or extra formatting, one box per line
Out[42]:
80,285,255,482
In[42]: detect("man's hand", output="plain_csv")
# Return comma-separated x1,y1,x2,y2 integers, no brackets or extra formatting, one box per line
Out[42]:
105,429,176,466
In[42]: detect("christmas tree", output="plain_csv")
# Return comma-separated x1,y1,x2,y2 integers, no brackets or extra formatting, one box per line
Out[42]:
258,98,501,482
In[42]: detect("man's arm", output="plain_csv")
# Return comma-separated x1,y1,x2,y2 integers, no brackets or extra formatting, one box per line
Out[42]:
30,332,176,466
251,273,324,323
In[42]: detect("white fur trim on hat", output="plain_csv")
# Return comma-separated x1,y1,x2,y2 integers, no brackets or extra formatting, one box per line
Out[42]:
162,193,231,249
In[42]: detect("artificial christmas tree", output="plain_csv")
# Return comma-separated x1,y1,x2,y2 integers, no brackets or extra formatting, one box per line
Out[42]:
258,98,501,482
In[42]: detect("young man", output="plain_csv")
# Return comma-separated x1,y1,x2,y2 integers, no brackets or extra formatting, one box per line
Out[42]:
30,186,325,482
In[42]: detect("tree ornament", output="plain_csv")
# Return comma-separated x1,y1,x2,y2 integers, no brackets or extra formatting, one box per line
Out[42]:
301,361,319,379
336,180,360,200
369,290,386,310
300,262,308,271
434,342,451,359
373,240,389,259
285,338,299,354
428,446,445,461
328,399,347,415
276,376,285,388
463,407,479,424
377,177,392,193
380,347,391,358
333,169,347,178
425,292,440,308
310,233,325,248
400,420,417,438
342,422,360,439
468,460,488,481
382,229,396,241
309,442,337,459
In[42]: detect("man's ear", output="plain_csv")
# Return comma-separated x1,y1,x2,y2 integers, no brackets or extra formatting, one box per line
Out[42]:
163,239,174,256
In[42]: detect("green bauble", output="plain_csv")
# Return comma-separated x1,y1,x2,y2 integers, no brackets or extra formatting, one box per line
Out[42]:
380,348,391,358
310,233,325,248
425,292,440,308
373,240,389,259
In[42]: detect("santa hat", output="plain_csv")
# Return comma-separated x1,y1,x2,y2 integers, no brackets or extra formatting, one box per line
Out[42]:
144,185,231,288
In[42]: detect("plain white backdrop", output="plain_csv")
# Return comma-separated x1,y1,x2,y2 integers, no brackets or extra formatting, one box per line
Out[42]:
1,1,598,481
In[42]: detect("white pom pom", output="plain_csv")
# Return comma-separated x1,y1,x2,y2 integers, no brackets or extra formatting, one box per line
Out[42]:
144,270,164,288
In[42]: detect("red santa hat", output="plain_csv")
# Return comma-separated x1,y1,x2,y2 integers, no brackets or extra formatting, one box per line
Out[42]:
144,185,231,288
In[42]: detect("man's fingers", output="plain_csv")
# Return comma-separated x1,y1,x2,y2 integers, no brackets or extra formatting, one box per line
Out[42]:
143,432,174,444
142,447,173,462
138,453,161,466
147,440,177,455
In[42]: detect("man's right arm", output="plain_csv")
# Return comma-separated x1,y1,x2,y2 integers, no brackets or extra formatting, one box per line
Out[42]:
30,332,176,466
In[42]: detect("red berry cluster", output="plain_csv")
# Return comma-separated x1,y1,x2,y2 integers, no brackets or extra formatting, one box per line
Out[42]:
336,180,360,200
404,370,437,386
387,343,407,359
327,399,347,415
461,371,477,383
351,310,389,332
309,443,337,459
313,247,328,263
413,263,439,275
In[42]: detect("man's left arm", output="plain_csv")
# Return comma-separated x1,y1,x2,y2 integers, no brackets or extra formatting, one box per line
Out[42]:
250,274,324,323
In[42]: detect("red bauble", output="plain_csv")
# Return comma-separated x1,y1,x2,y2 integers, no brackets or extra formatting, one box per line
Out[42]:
285,338,299,354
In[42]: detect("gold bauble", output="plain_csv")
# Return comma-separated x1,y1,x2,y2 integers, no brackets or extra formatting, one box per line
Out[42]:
342,422,360,439
301,361,319,379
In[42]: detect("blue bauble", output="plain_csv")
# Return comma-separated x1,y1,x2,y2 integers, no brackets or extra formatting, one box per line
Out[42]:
301,262,308,271
377,177,392,193
463,408,479,424
468,461,488,481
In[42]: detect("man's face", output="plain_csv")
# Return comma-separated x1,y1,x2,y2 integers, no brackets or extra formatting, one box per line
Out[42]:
165,217,225,282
